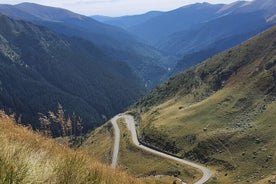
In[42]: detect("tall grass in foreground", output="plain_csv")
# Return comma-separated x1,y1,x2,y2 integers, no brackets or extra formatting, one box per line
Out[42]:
0,111,143,184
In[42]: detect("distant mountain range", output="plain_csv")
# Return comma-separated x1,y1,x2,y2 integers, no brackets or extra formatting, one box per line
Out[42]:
0,15,143,131
92,11,163,29
95,0,276,74
1,1,275,85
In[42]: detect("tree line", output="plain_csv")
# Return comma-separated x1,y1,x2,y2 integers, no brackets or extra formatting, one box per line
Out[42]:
39,103,83,138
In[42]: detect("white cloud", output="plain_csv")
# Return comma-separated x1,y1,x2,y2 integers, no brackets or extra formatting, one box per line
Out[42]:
0,0,246,16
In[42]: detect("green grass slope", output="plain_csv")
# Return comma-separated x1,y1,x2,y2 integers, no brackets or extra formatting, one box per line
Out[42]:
133,26,276,183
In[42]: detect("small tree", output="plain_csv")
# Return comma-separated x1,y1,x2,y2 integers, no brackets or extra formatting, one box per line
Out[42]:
38,113,52,137
56,103,66,137
76,117,83,136
66,117,73,137
38,103,84,139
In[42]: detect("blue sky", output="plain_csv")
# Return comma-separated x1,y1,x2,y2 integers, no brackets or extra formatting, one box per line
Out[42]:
1,0,247,16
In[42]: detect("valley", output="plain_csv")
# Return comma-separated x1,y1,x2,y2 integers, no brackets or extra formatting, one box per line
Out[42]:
0,0,275,183
0,14,143,131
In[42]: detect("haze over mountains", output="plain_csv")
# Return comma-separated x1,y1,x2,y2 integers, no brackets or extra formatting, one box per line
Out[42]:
0,0,275,132
0,0,275,183
95,0,276,73
0,2,173,88
0,14,143,130
0,2,173,130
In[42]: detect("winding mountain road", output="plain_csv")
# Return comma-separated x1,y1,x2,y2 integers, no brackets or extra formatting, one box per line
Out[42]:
111,114,212,184
110,115,121,168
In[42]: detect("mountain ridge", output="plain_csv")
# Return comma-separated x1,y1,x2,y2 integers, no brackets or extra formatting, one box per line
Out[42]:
94,0,275,76
92,11,163,29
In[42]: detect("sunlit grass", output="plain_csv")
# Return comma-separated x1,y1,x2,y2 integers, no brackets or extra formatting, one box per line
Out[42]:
80,122,114,164
0,111,143,184
116,118,201,184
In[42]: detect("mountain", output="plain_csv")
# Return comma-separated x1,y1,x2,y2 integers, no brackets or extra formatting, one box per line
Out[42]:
95,0,275,75
126,2,224,45
92,11,163,29
0,2,83,21
217,0,276,17
170,12,274,74
171,31,266,74
133,26,276,183
116,0,276,51
158,0,276,73
0,111,142,184
0,3,174,88
160,11,273,55
0,15,144,132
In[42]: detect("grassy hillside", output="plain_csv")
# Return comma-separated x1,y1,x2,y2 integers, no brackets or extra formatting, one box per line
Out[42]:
80,122,114,164
133,26,276,183
81,118,202,184
0,110,143,184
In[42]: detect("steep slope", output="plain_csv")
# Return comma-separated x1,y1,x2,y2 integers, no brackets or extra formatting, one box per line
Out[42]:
127,3,223,45
133,26,276,183
172,32,263,74
0,15,143,131
0,111,143,184
163,0,276,73
0,3,173,88
161,9,274,56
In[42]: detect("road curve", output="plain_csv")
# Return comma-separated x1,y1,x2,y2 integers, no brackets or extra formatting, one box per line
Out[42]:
110,115,121,168
111,114,212,184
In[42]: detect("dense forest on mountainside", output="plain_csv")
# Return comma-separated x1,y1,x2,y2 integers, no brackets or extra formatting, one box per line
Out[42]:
0,15,144,132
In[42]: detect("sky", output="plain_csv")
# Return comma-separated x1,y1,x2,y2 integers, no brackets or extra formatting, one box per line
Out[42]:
0,0,245,16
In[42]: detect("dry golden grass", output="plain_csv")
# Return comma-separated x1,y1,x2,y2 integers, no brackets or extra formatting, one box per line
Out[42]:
254,175,276,184
80,122,114,164
0,111,143,184
143,177,183,184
